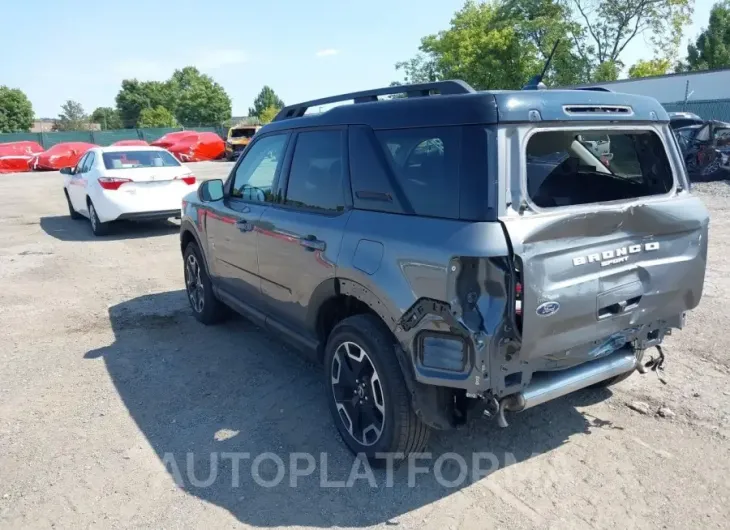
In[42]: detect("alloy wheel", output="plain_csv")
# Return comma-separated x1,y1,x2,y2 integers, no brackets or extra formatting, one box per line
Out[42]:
185,253,205,313
89,204,97,231
330,341,385,446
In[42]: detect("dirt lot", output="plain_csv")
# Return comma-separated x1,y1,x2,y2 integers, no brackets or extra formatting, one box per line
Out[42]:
0,162,729,529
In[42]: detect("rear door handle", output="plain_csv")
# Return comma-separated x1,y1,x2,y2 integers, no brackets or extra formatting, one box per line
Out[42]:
300,235,326,252
236,219,253,232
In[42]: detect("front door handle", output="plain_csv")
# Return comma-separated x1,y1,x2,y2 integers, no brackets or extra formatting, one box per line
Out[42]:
300,235,326,252
236,219,253,232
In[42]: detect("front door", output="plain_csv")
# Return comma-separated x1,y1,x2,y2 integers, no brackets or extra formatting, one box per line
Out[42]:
205,133,290,304
68,153,92,213
257,129,350,332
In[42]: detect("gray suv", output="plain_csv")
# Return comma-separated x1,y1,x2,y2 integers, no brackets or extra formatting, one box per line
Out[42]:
180,80,709,461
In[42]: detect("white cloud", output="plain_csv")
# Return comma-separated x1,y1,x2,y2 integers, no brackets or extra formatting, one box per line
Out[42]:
315,48,339,58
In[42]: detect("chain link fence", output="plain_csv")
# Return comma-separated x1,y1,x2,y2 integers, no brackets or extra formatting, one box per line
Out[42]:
662,99,730,122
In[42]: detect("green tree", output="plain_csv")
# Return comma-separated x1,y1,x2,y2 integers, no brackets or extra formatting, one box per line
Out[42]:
258,105,281,124
628,57,671,77
393,0,589,91
0,86,34,133
249,86,285,118
54,100,88,131
171,67,232,126
563,0,693,73
682,1,730,70
115,79,176,128
90,107,122,130
137,106,178,128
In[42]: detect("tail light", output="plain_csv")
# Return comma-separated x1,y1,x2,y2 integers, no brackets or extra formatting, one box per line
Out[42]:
98,177,131,190
515,282,522,316
176,175,196,185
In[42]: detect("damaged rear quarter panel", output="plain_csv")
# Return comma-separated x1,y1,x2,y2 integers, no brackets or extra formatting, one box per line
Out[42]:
338,209,511,392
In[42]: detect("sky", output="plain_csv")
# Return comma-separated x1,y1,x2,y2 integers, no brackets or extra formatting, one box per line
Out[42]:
0,0,717,119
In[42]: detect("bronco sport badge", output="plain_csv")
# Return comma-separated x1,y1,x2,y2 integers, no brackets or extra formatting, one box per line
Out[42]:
572,242,660,268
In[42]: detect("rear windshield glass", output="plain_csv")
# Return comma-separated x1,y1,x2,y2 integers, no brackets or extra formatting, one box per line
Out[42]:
526,129,674,208
102,150,180,170
231,128,257,139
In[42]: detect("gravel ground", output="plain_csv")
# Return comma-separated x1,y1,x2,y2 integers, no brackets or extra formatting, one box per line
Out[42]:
0,163,728,529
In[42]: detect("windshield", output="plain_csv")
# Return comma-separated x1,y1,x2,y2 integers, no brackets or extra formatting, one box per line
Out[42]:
230,128,257,139
526,129,674,208
102,150,180,170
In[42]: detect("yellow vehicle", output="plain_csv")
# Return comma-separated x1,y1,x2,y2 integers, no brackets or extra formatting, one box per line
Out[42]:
225,124,262,161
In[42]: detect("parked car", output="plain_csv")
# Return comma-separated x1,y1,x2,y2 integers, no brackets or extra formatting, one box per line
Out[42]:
62,146,197,236
675,120,730,179
179,80,709,462
225,124,261,161
668,111,704,130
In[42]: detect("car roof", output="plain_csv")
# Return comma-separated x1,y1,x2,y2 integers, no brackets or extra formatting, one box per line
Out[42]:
260,80,670,135
96,145,167,153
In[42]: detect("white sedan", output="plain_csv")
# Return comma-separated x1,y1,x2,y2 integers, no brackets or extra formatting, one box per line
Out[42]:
61,146,198,236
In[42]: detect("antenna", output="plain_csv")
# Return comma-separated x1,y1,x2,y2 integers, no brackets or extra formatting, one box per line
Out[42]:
523,39,561,90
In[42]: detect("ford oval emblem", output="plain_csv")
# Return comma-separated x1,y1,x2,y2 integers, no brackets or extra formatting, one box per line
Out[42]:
536,301,560,317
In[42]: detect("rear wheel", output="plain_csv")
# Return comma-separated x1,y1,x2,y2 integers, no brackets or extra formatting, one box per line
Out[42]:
65,190,82,220
184,242,228,324
324,314,429,464
88,200,109,236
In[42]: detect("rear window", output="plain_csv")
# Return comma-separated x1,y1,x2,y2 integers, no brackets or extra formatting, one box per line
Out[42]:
230,128,257,139
102,150,180,170
526,129,674,208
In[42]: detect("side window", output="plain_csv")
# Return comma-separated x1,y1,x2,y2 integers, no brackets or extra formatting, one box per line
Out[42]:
284,130,345,212
75,153,88,174
82,152,95,173
374,127,461,219
230,134,288,202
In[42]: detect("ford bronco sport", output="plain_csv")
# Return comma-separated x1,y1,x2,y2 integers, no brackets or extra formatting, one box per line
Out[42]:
180,80,709,461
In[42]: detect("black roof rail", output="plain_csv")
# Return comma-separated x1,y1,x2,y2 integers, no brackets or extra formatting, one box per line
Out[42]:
273,80,475,121
575,86,613,92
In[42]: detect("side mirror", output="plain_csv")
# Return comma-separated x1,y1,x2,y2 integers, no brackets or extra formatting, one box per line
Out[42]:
60,167,75,175
198,179,224,202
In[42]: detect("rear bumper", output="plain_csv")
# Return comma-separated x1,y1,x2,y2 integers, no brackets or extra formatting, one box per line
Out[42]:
116,209,181,221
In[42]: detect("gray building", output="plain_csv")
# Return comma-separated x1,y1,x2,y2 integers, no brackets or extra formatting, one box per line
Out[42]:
571,67,730,121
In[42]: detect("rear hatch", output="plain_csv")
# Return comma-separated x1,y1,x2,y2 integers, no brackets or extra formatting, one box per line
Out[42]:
500,124,709,363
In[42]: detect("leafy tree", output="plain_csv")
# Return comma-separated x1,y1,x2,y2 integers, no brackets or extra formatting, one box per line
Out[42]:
54,100,88,131
90,107,122,130
0,86,34,133
137,106,178,128
115,79,176,128
628,57,671,77
258,105,281,124
682,1,730,70
249,86,284,118
393,0,590,91
172,67,232,126
563,0,693,72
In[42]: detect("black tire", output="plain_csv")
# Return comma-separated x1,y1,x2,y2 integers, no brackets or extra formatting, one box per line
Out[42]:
324,314,430,464
65,190,82,220
87,200,109,236
183,242,228,325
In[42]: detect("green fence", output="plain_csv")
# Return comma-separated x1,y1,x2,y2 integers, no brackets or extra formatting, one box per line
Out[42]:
663,99,730,123
0,126,228,149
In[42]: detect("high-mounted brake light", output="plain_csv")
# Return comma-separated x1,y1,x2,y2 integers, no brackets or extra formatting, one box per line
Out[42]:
176,175,196,185
98,177,131,190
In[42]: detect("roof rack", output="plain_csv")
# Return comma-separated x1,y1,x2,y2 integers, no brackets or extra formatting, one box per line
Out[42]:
273,80,475,121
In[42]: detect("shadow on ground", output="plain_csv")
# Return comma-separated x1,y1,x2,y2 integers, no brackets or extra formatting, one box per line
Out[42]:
86,290,615,527
40,215,180,241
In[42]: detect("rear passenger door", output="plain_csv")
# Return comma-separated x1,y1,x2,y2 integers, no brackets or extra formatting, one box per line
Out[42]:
257,128,350,338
